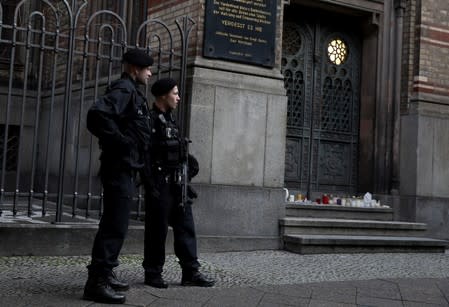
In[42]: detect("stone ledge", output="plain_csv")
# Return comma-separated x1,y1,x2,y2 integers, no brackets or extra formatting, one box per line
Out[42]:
283,234,448,254
191,56,285,80
286,203,393,212
285,203,394,221
0,224,280,256
280,217,426,230
284,234,447,245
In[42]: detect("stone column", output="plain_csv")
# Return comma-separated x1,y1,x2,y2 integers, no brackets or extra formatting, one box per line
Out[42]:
188,59,287,250
399,0,449,239
186,0,288,250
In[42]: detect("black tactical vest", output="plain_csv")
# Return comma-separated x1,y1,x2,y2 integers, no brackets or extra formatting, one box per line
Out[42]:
149,108,184,169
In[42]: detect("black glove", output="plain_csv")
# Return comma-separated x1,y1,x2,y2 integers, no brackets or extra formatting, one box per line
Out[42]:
187,186,198,199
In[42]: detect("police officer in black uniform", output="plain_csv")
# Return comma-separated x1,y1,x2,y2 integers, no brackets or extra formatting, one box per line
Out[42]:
84,49,153,304
143,78,215,288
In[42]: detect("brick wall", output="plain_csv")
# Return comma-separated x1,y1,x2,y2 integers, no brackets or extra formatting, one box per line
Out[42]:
147,0,284,70
400,0,417,113
403,0,449,106
146,0,201,64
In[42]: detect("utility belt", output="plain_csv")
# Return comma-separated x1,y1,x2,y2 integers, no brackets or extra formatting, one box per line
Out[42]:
151,162,183,184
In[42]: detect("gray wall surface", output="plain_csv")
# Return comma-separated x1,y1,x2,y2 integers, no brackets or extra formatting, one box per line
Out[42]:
400,93,449,240
188,63,287,188
186,59,288,248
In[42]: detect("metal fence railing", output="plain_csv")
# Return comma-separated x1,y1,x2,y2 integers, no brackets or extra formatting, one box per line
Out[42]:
0,0,194,223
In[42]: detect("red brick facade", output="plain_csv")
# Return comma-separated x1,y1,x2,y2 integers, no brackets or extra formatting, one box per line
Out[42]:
146,0,284,69
402,0,449,112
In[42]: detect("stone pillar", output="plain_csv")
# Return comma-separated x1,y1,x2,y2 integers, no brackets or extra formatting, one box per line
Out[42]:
188,0,287,250
188,60,287,250
399,0,449,239
148,0,288,250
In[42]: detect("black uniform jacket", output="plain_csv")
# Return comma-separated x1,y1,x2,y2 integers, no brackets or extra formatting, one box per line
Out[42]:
87,73,151,170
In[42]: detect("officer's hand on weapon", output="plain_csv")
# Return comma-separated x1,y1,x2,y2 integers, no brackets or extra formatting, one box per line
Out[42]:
187,186,198,199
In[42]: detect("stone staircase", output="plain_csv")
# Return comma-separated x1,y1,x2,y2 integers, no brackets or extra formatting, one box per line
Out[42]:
280,203,448,254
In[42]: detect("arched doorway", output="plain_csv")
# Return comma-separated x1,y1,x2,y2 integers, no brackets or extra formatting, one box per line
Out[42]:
282,9,362,198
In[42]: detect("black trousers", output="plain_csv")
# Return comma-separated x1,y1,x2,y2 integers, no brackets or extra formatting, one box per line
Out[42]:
143,173,200,275
87,166,135,277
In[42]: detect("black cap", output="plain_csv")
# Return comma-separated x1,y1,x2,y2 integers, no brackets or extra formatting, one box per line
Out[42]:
151,78,178,97
122,49,154,67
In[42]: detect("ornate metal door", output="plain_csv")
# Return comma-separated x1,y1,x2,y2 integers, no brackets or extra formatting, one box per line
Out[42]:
282,16,361,197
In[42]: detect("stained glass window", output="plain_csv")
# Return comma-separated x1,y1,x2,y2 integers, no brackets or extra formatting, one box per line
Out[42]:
327,38,348,65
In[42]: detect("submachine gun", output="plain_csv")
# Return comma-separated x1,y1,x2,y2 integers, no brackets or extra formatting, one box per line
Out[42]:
178,138,198,208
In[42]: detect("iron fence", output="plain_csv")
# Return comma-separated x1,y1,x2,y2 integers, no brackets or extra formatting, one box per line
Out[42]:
0,0,195,223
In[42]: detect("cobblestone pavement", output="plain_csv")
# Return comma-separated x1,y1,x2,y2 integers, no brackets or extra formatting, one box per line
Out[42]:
2,251,449,306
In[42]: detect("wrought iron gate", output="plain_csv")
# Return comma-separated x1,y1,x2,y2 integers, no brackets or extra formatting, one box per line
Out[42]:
282,14,361,197
0,0,195,222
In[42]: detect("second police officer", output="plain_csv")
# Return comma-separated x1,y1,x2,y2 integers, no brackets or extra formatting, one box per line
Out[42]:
142,78,215,288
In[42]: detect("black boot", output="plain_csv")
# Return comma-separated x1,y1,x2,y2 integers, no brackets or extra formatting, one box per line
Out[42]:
83,275,126,304
107,271,129,291
181,271,215,287
144,273,168,288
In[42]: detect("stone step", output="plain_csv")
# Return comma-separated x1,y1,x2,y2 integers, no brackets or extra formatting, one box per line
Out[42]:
280,217,427,237
283,234,448,254
0,223,279,256
285,203,394,221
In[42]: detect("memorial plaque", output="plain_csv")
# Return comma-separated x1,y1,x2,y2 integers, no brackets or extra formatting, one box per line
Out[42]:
203,0,277,67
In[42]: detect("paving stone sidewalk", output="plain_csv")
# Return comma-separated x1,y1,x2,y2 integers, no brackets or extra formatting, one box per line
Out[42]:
3,250,449,306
